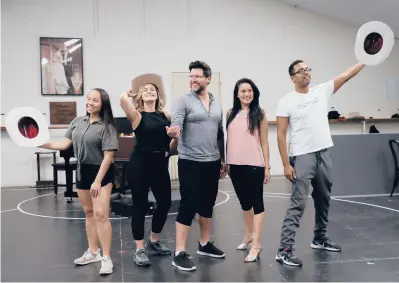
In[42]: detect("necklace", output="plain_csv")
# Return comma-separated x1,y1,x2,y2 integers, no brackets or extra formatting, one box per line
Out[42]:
238,109,249,116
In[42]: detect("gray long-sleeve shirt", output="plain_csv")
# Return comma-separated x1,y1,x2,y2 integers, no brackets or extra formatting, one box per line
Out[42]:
171,91,224,162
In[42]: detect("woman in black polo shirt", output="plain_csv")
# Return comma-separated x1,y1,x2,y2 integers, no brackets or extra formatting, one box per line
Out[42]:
40,88,118,275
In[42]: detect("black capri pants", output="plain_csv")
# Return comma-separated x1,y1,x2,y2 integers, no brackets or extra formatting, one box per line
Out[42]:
229,164,265,215
127,150,172,241
176,158,221,226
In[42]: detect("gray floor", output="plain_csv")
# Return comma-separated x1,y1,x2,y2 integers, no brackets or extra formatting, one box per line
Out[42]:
1,178,399,282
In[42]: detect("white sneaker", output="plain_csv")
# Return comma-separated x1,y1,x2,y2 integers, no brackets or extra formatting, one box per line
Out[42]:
99,256,113,275
74,248,101,265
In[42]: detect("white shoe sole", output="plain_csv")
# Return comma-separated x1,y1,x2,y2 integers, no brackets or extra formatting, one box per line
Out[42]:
172,261,196,271
99,269,113,275
196,250,225,258
275,254,302,267
310,243,341,252
74,256,102,265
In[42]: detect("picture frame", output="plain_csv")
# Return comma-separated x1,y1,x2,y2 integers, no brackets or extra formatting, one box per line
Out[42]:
49,102,77,125
40,37,84,96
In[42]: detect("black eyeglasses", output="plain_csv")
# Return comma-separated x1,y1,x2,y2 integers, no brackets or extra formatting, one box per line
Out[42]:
292,67,312,75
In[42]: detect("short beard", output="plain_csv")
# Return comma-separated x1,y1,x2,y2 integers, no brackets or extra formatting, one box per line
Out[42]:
193,85,205,94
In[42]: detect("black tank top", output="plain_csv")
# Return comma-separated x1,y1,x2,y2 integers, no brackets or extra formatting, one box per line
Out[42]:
133,111,171,153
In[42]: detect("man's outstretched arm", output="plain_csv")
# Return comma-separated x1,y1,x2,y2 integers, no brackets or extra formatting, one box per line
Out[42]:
333,62,365,94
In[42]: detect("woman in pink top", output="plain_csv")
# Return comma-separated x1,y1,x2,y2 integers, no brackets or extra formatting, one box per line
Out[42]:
226,78,271,262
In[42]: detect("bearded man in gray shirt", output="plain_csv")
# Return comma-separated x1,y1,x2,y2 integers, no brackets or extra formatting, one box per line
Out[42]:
166,61,227,272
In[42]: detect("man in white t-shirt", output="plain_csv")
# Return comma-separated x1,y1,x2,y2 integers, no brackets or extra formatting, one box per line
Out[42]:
275,59,365,267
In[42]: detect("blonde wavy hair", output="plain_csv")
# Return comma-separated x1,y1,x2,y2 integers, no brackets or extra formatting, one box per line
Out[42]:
132,83,165,113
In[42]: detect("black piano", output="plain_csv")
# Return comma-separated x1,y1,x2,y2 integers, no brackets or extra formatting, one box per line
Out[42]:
59,139,134,203
59,117,178,215
57,146,78,203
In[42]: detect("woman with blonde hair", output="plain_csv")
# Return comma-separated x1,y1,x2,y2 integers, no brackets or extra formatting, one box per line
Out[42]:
120,74,175,267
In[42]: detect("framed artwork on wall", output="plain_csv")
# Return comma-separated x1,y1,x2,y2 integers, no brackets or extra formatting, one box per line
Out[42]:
40,37,84,96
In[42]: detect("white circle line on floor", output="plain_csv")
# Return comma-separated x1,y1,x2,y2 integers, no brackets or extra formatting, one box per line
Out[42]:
14,191,399,220
0,208,18,213
332,198,399,213
15,190,230,220
258,192,399,214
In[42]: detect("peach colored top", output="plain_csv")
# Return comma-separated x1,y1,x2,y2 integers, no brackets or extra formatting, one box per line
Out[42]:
226,112,265,167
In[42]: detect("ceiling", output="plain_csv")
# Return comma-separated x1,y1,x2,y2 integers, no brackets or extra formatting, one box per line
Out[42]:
280,0,399,39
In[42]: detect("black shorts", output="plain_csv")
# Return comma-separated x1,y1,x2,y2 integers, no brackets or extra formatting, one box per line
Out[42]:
76,163,115,190
176,158,221,226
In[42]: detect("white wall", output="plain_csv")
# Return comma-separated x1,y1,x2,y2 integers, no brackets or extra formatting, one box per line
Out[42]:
1,0,399,187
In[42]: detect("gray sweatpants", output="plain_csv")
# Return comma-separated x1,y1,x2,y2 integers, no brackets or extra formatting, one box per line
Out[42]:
279,148,333,248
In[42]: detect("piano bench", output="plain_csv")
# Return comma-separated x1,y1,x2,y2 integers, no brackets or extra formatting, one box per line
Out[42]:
52,161,78,195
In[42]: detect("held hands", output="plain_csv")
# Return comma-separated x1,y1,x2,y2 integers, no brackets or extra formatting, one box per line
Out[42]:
90,181,102,197
220,162,228,179
284,165,296,182
166,126,180,138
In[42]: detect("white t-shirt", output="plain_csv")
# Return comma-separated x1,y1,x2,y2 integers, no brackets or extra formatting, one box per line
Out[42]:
276,80,334,156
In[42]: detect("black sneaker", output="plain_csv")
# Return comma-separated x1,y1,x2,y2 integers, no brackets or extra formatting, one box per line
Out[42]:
145,239,172,255
275,247,302,267
172,251,196,271
311,239,341,252
197,241,225,258
133,249,151,267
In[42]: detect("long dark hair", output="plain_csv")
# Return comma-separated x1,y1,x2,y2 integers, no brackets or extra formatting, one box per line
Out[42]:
87,88,116,134
226,78,264,135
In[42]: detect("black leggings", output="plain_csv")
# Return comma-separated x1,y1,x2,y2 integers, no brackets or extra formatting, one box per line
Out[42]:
229,164,265,215
176,158,221,226
127,151,172,240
